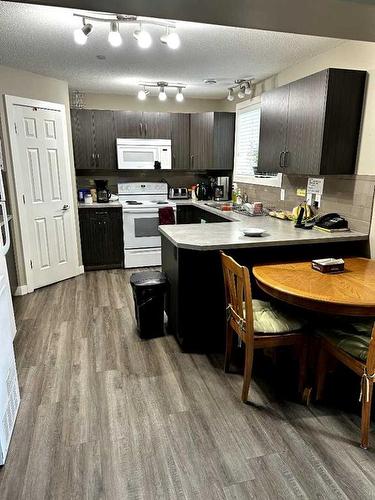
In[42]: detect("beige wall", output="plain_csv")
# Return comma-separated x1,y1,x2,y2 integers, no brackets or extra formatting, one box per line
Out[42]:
83,92,236,112
0,64,80,288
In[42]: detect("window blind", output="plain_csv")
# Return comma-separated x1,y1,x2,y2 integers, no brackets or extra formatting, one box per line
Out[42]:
233,106,261,183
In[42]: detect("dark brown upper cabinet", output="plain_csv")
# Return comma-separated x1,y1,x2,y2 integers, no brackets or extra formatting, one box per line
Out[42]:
171,113,190,169
258,68,366,175
114,111,171,139
190,112,214,170
71,109,95,170
71,109,116,170
190,112,235,170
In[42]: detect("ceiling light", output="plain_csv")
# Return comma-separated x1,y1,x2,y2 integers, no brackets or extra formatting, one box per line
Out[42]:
238,86,245,99
159,86,167,101
243,82,250,95
137,87,148,101
133,24,152,49
108,21,122,47
227,89,234,102
160,28,180,49
74,22,93,45
176,88,184,102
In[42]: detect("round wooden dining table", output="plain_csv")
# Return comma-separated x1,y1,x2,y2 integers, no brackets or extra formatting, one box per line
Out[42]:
252,257,375,317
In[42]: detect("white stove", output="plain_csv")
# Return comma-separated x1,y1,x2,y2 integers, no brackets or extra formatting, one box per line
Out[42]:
118,182,176,268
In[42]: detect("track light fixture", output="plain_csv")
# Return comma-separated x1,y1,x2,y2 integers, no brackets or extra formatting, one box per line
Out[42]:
225,79,255,101
108,21,122,47
133,23,152,49
238,86,245,99
74,20,93,45
227,89,234,102
137,82,186,103
160,27,181,50
137,87,149,101
73,13,181,50
176,87,184,102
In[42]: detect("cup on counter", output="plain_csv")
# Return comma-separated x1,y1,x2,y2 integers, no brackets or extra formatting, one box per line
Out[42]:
84,193,93,204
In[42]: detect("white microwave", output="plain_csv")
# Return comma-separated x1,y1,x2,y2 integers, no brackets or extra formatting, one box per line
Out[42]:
117,138,172,170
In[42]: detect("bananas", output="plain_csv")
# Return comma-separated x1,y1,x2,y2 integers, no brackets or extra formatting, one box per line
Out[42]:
292,202,314,221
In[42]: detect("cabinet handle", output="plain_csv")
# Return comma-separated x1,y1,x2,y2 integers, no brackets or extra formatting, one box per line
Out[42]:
284,151,289,167
91,152,95,167
280,151,287,168
144,123,148,136
190,155,194,169
139,123,143,136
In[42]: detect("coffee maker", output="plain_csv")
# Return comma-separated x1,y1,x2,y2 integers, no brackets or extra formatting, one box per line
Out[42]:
214,176,230,201
95,180,111,203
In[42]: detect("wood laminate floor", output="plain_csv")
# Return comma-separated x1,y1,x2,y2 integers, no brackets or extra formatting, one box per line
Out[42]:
0,269,375,499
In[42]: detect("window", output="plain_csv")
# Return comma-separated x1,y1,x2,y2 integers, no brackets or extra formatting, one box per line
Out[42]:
233,102,282,187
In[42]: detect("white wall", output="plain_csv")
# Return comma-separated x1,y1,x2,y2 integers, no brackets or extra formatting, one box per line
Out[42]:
83,92,236,112
0,64,80,287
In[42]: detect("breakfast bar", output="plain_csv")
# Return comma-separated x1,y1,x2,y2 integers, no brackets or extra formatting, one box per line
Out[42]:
159,202,369,350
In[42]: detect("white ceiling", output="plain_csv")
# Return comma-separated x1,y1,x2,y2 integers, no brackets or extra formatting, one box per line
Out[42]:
0,2,344,99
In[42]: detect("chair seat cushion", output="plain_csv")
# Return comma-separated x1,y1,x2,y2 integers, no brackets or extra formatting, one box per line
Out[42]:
248,300,304,334
315,319,374,362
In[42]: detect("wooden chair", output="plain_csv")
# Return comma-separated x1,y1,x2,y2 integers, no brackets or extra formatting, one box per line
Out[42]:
220,251,308,403
315,324,375,449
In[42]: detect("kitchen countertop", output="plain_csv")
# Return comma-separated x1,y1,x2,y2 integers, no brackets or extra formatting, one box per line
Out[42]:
159,201,369,251
78,201,123,208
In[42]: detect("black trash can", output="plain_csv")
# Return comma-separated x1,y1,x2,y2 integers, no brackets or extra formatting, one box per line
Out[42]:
130,271,167,339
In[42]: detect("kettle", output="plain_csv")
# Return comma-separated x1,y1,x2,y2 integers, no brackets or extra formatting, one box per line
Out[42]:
195,183,211,201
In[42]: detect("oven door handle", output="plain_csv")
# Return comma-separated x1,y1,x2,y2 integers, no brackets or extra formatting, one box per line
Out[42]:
123,208,175,214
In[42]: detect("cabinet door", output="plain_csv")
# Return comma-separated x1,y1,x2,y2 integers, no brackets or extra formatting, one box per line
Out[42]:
258,85,289,173
142,112,171,139
114,111,143,138
285,70,328,175
79,209,123,270
71,109,95,170
171,113,190,169
213,112,235,170
190,112,214,170
93,111,117,170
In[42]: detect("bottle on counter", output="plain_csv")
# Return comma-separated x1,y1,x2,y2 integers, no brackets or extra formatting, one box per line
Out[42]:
84,193,93,204
232,183,238,204
236,188,243,205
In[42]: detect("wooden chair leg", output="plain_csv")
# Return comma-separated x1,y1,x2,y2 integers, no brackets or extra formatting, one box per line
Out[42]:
315,345,329,401
298,338,308,395
241,342,254,403
360,382,373,449
224,324,234,373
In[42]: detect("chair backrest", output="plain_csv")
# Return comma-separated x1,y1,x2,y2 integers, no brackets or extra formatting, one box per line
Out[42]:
221,251,254,343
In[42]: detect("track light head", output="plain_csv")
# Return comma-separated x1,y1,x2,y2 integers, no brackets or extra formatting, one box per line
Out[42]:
160,28,181,49
137,87,149,101
227,89,234,102
158,85,167,101
108,21,122,47
133,24,152,49
74,21,93,45
176,88,184,102
238,86,245,99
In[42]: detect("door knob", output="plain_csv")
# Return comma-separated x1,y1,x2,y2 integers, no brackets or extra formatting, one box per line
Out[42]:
62,204,70,211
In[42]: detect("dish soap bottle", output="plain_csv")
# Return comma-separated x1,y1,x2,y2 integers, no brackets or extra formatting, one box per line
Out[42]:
232,183,238,204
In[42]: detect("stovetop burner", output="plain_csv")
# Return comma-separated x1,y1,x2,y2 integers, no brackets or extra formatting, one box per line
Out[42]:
126,200,143,205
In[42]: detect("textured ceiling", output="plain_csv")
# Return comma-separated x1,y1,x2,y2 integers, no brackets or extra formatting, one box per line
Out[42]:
0,2,344,98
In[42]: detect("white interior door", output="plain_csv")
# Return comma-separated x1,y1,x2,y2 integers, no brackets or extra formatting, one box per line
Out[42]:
14,105,79,289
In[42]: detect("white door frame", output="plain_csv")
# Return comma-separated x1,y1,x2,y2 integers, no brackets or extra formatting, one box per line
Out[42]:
4,95,81,293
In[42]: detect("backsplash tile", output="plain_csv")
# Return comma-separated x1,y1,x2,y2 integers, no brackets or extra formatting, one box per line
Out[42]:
238,174,375,234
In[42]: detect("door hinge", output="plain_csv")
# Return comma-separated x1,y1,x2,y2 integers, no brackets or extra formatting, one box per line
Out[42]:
14,123,18,135
30,260,33,269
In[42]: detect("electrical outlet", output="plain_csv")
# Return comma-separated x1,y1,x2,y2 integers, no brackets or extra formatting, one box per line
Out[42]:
280,188,285,201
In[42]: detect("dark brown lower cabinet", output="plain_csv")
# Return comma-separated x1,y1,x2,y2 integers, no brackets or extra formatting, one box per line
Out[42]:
79,207,124,271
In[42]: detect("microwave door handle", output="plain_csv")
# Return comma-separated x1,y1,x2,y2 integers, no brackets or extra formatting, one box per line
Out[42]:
0,201,10,256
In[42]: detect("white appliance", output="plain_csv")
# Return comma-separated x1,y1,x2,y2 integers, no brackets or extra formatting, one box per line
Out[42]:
0,156,20,465
119,182,176,268
117,138,172,170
